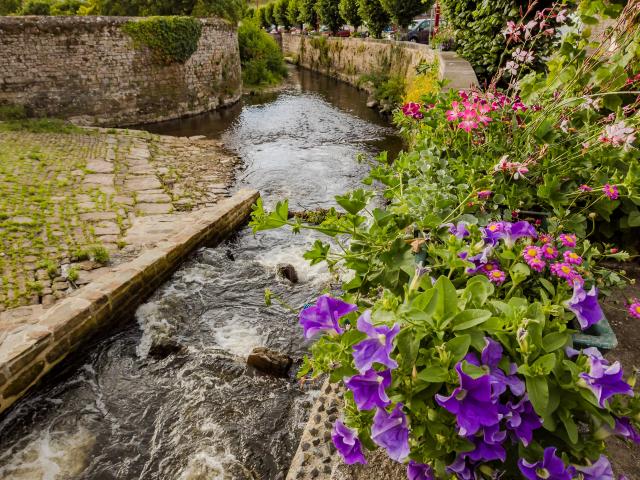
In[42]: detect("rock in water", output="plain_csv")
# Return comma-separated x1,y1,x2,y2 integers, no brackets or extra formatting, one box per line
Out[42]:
148,337,185,359
366,97,379,109
247,347,293,377
276,264,299,283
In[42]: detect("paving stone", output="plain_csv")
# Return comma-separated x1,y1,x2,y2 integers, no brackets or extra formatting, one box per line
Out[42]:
136,193,172,204
86,160,114,173
125,176,162,191
84,173,114,186
93,223,120,236
136,203,173,215
79,212,118,221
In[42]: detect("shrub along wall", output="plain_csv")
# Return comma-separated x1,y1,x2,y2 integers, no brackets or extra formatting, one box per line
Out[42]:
0,16,242,126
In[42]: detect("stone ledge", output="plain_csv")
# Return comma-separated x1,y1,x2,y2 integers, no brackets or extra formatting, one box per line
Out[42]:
0,188,259,415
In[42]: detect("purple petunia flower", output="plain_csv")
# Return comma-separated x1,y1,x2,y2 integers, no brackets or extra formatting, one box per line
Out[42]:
345,369,392,411
299,295,357,339
407,460,435,480
483,221,538,248
579,354,633,407
446,221,471,239
446,456,478,480
465,337,524,397
573,455,614,480
518,447,572,480
371,403,410,461
465,424,506,462
614,417,640,443
332,421,367,465
565,283,604,330
352,311,400,373
435,363,500,436
464,246,494,274
501,396,542,446
483,221,507,245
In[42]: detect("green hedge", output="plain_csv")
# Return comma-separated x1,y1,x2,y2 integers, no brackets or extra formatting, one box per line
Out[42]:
121,16,202,64
238,20,287,87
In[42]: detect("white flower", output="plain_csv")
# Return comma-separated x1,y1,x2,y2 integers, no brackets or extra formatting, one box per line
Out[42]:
560,119,569,133
600,121,636,150
580,96,602,111
505,61,519,76
513,48,534,64
556,9,568,23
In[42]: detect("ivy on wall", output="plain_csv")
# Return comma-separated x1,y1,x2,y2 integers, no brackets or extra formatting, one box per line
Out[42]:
121,16,203,64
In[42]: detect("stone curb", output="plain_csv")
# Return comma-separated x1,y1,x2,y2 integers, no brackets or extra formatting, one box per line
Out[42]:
0,188,259,415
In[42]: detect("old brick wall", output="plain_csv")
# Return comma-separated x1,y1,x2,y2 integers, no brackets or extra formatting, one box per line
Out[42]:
281,34,478,92
0,16,242,126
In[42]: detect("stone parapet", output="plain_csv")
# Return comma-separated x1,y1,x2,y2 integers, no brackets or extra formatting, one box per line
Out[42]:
0,188,259,415
0,16,242,126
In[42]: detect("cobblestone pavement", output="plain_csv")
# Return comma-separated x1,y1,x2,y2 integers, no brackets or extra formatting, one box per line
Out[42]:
0,126,239,342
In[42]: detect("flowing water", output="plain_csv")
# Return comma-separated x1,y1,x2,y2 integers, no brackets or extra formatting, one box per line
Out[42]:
0,68,402,480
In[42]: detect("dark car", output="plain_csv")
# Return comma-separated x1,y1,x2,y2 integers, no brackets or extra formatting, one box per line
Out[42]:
405,19,433,44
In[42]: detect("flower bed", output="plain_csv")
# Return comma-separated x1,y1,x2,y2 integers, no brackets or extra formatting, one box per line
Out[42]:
251,2,640,479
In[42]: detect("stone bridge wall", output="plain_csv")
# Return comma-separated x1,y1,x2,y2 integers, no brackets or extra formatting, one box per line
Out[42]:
0,16,242,126
281,33,478,92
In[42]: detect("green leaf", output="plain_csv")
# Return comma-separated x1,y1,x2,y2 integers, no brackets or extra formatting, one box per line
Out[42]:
445,335,471,364
542,332,569,352
335,189,372,215
451,309,492,331
433,276,459,323
559,408,578,444
532,353,556,374
303,240,330,266
396,327,424,367
417,365,449,383
539,278,555,296
526,376,549,416
462,276,494,308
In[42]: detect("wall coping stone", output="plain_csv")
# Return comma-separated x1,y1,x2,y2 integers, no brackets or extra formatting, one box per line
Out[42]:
0,188,259,415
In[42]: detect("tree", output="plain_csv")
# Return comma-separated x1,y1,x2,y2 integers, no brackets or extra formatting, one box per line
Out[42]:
299,0,318,29
379,0,430,29
256,6,269,28
287,0,302,29
265,2,275,25
358,0,388,38
315,0,343,33
339,0,362,31
274,0,292,28
0,0,20,14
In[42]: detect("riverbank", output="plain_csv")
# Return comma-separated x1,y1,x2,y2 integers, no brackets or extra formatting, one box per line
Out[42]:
0,123,261,414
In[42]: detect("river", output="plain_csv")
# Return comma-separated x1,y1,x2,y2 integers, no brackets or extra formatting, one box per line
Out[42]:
0,67,402,480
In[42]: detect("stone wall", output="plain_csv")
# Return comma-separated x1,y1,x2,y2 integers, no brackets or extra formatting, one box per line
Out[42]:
0,16,242,126
0,189,259,415
281,34,478,92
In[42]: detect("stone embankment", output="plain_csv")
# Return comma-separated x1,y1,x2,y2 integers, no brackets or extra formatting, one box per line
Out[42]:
0,16,242,126
0,187,259,414
281,34,479,93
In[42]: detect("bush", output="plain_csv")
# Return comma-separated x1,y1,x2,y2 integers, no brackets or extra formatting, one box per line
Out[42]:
0,104,27,121
20,0,52,14
238,20,287,86
0,0,21,14
50,0,85,14
121,16,202,64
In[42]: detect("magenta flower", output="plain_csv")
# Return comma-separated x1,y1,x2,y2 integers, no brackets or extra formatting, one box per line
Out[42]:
563,250,582,265
541,242,558,259
371,403,410,461
558,233,577,248
407,461,434,480
539,233,553,244
603,184,619,200
446,101,462,121
614,417,640,443
344,368,391,410
573,455,614,480
299,295,357,339
475,103,492,125
477,190,492,200
458,109,479,132
529,258,546,272
566,284,604,330
332,421,367,464
550,262,576,281
518,447,572,480
522,246,544,271
629,299,640,319
352,311,400,373
435,363,500,436
402,102,423,119
501,396,542,446
580,354,633,406
579,184,593,192
486,268,506,285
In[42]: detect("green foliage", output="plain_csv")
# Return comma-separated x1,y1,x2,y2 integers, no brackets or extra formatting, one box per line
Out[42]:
0,0,21,14
264,2,275,24
315,0,343,33
299,0,318,28
121,16,202,64
379,0,430,29
50,0,84,14
339,0,361,30
78,0,245,22
192,0,246,23
361,73,406,111
358,0,388,38
0,104,27,121
256,5,269,28
238,20,287,86
20,0,52,14
287,0,302,27
89,245,110,264
0,118,83,134
274,0,291,28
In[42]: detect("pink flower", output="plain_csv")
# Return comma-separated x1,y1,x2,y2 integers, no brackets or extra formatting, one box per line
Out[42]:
477,190,492,200
486,269,507,285
603,184,619,200
550,262,577,281
458,109,479,132
558,233,577,248
513,48,534,64
629,299,640,319
512,101,528,112
599,121,636,149
579,185,593,192
523,245,543,262
560,118,570,133
564,251,583,265
556,9,568,23
402,102,423,120
504,21,522,41
505,60,519,76
541,243,558,259
529,258,546,272
539,234,553,244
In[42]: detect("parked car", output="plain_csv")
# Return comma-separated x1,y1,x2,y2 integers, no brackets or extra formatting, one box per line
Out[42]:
320,25,351,37
404,19,433,44
383,25,398,39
